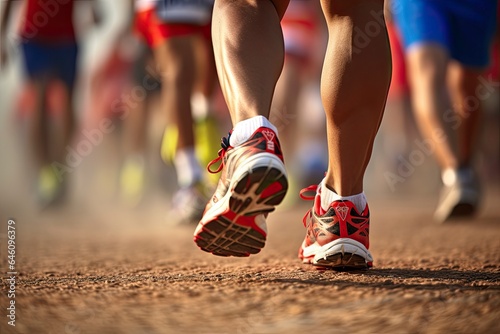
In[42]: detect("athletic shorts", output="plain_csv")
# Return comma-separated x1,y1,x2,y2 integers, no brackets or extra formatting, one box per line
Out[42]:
134,8,211,48
21,40,78,88
393,0,497,68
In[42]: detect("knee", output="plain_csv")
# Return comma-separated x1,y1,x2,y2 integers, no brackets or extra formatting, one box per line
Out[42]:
408,49,448,93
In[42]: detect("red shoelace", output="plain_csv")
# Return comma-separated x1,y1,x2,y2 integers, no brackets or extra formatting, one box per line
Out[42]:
207,132,232,174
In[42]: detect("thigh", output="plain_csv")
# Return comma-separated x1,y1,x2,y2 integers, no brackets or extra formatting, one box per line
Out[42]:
406,44,449,93
154,35,197,83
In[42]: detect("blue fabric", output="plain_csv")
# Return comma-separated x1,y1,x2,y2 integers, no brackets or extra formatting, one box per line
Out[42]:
21,40,78,88
393,0,497,67
156,0,214,25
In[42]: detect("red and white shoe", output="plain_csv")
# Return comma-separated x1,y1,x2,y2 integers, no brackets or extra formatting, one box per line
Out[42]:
298,184,373,269
194,127,288,257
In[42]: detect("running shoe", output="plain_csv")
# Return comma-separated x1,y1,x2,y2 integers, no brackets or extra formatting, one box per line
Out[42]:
298,183,373,269
119,155,145,206
434,166,481,223
161,116,221,167
160,124,178,164
37,165,66,208
170,182,210,225
193,127,288,256
160,116,221,186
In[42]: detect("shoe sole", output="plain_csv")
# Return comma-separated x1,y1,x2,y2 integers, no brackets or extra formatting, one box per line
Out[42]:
309,238,373,270
194,157,288,257
449,202,477,219
436,201,478,223
435,187,479,223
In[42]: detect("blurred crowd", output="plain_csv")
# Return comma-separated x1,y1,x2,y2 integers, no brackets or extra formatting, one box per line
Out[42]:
0,0,498,222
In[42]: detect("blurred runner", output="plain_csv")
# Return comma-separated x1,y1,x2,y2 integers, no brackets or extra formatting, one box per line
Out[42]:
271,0,328,193
132,0,219,221
0,0,98,207
392,0,498,222
118,41,161,206
375,1,415,177
82,30,144,205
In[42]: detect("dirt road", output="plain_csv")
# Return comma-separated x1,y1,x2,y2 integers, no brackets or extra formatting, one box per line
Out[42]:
1,191,499,334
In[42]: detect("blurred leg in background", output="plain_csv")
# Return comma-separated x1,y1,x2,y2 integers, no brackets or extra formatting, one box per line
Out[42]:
135,1,220,223
271,0,327,196
13,0,78,208
393,0,498,222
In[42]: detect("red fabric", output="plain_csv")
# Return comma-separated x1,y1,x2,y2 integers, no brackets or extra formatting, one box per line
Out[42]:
387,21,409,99
20,0,75,42
134,8,211,48
485,4,499,81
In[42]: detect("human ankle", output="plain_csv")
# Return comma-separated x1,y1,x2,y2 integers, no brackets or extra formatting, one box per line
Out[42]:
229,116,278,147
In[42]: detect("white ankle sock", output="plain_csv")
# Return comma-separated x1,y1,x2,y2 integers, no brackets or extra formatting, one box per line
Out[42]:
229,116,278,147
320,181,367,213
191,92,210,121
174,147,202,187
441,168,457,186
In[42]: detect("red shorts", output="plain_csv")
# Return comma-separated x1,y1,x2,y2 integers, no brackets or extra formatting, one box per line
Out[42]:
134,9,211,48
387,22,409,99
281,2,317,60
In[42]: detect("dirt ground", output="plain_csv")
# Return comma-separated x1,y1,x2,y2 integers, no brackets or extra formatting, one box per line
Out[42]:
1,190,499,334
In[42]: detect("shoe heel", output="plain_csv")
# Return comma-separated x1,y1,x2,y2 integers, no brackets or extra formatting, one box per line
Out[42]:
231,166,288,216
313,239,372,269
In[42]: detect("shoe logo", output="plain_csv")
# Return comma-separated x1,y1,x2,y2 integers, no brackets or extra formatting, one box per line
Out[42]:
212,195,219,203
335,203,349,221
262,129,275,151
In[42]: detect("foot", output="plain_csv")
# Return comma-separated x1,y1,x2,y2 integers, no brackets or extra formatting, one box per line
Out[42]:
170,182,210,225
434,167,481,223
298,183,373,270
119,156,145,206
37,165,66,208
193,127,288,257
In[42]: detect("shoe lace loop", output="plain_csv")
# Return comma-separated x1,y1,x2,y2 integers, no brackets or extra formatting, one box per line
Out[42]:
300,184,318,227
207,132,231,174
299,185,317,200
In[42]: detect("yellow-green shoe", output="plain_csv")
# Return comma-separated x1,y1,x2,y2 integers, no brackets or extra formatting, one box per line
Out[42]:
194,115,222,185
119,156,145,207
37,165,65,208
160,115,221,185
